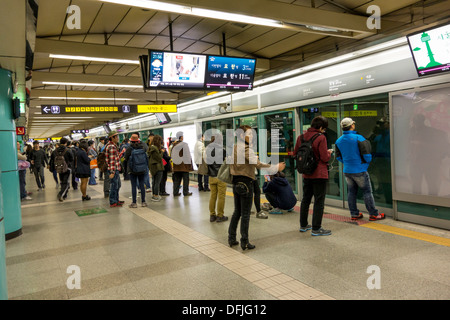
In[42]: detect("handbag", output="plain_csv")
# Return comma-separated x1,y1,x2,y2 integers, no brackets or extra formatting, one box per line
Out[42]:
18,160,30,170
217,162,233,184
197,158,209,176
90,159,98,169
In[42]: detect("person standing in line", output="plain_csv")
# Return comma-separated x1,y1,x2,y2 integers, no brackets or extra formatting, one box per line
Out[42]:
49,143,60,189
88,140,97,185
50,137,74,202
69,141,79,191
294,116,333,236
335,118,385,221
17,142,32,201
206,135,228,223
97,137,105,181
159,146,171,196
229,125,285,250
171,131,194,196
105,131,124,207
75,140,92,201
30,141,48,191
195,134,210,191
148,134,165,202
123,133,148,207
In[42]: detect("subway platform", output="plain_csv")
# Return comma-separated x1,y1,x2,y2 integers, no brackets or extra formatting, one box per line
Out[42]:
5,169,450,301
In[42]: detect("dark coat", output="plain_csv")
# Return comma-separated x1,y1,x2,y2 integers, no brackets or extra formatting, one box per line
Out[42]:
262,176,297,210
76,149,91,175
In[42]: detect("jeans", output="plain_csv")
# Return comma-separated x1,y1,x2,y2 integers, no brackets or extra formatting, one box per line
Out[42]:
252,179,261,212
108,170,121,205
160,170,168,194
130,173,146,203
89,168,97,185
144,170,151,189
58,170,71,199
300,178,327,230
228,180,254,243
33,166,45,188
19,169,27,199
152,171,163,196
209,176,227,217
197,174,209,190
173,172,190,195
345,171,379,217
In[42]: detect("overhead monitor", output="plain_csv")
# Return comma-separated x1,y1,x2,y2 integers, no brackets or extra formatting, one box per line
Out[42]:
407,23,450,77
148,50,207,89
205,55,257,91
155,113,172,125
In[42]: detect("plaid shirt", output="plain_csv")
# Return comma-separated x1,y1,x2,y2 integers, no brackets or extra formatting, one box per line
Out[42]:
105,141,121,172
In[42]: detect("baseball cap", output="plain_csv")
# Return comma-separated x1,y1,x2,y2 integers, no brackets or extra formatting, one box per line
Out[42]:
340,118,355,129
176,131,183,139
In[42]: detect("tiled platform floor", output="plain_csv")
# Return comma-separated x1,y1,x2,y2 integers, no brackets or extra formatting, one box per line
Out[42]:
5,170,450,300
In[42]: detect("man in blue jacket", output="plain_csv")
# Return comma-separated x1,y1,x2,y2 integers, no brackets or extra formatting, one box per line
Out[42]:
335,118,385,221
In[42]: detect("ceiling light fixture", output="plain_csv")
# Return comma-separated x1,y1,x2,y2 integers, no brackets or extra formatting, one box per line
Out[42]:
49,54,140,65
42,81,142,88
100,0,284,28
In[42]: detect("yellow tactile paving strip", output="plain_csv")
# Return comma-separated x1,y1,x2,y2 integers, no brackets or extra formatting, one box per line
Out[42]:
130,206,335,300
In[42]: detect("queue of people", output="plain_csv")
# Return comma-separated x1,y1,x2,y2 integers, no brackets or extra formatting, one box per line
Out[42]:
18,115,385,251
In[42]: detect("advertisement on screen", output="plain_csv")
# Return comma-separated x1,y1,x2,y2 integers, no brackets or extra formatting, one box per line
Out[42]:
149,51,207,89
407,24,450,77
205,55,256,90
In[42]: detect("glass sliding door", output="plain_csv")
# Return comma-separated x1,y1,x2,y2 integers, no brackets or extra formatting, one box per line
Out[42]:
300,103,344,206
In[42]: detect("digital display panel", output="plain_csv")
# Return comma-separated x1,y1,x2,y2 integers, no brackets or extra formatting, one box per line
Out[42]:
155,113,172,125
148,50,207,89
407,23,450,77
205,55,256,91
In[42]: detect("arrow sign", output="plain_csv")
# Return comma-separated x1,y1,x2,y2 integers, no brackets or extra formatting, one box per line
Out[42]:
42,106,50,113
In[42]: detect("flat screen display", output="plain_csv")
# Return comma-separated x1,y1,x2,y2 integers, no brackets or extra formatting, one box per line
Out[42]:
155,113,172,125
205,55,256,91
407,23,450,77
148,50,207,89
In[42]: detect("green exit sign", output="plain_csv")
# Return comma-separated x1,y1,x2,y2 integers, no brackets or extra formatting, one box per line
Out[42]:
353,104,358,110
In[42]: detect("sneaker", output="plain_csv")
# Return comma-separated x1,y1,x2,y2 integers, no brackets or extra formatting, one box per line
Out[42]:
351,213,364,221
216,216,228,222
151,195,161,202
287,208,295,212
299,225,312,232
146,188,152,193
210,215,217,222
110,202,123,208
262,203,273,211
311,228,332,236
256,211,268,219
142,202,148,207
268,208,282,214
184,192,192,196
369,213,386,221
160,192,170,196
204,187,210,192
129,203,137,208
24,196,32,200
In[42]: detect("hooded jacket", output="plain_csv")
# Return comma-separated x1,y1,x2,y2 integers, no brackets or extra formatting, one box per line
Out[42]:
335,130,372,174
262,175,297,210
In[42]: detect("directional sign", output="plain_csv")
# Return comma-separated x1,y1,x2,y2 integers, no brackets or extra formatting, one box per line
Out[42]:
40,105,138,115
40,104,178,115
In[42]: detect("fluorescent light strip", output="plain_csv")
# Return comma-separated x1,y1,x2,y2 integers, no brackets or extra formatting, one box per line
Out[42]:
43,81,142,88
101,0,283,28
49,54,139,65
38,97,135,101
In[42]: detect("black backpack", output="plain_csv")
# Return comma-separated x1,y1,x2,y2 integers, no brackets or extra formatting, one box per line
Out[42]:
295,133,321,175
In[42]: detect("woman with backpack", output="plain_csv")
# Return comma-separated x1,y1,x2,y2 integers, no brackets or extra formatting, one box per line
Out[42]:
148,135,165,202
75,140,92,201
